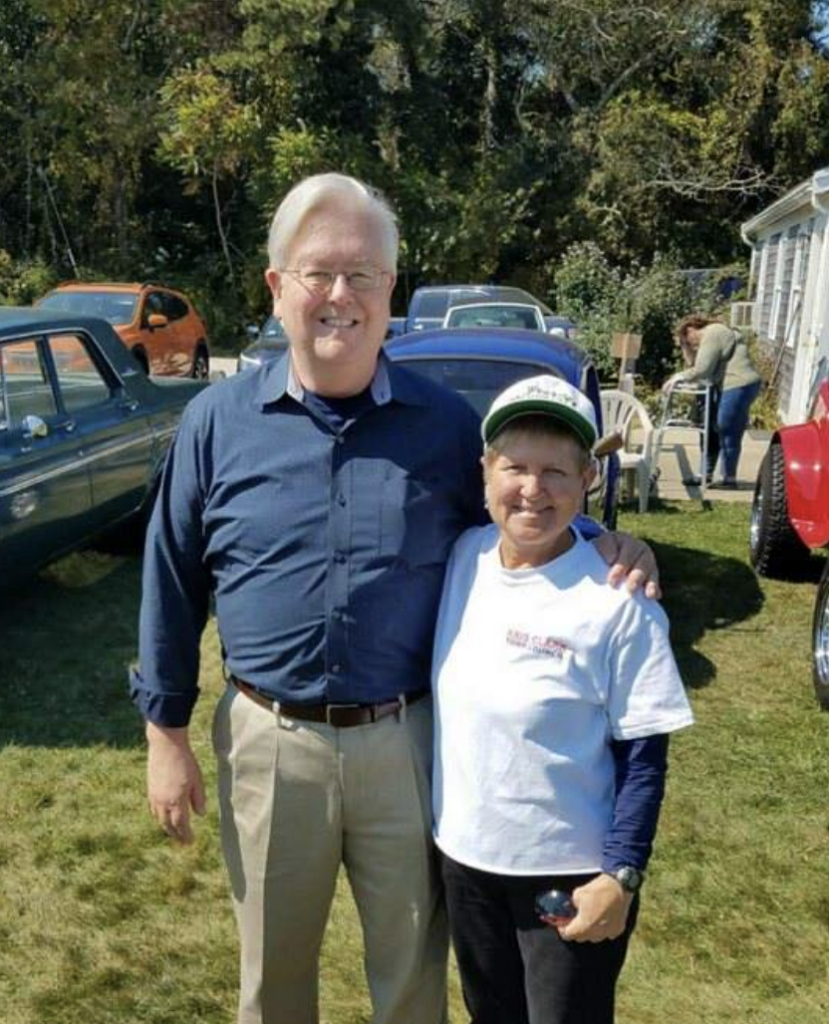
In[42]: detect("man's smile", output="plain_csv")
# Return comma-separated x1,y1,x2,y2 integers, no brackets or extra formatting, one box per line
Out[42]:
319,316,360,328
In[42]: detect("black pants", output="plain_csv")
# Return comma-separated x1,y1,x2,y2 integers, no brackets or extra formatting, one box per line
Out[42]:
442,853,638,1024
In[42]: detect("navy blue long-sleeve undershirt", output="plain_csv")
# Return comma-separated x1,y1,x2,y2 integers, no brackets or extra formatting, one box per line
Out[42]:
604,733,670,874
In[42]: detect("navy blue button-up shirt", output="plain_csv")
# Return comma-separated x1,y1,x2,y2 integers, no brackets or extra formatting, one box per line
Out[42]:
131,353,488,726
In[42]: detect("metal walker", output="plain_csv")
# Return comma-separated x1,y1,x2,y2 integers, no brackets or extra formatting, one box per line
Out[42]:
651,380,714,502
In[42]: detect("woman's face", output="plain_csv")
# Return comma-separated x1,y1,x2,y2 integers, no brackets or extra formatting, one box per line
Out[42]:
483,428,596,570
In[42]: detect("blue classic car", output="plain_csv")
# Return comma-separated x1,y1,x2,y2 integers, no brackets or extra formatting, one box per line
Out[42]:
387,328,619,527
0,307,206,588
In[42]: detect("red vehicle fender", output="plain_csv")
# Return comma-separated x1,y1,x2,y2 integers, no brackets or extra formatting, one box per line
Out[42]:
778,407,829,549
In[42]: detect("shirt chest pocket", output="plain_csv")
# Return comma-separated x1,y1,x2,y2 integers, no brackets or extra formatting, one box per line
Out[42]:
377,468,455,567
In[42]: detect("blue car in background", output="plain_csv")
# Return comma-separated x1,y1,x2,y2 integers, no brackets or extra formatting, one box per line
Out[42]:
404,285,576,339
0,307,207,588
387,328,619,528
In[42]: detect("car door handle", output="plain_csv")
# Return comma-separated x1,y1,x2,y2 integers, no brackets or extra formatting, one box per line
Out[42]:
21,414,49,439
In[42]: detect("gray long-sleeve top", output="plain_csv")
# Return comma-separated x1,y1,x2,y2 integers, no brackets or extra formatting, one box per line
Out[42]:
679,323,761,392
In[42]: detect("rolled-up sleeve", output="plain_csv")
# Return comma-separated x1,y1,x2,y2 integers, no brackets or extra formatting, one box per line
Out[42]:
130,406,212,727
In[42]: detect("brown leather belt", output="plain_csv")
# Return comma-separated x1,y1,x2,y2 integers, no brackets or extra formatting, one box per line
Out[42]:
230,676,429,728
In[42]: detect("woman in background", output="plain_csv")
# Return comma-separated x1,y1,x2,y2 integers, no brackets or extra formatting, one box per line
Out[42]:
664,314,762,489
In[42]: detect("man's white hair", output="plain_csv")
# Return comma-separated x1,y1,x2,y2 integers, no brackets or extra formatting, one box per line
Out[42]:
267,173,399,272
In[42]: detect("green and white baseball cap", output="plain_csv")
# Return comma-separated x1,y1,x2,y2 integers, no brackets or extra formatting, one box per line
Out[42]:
481,374,598,448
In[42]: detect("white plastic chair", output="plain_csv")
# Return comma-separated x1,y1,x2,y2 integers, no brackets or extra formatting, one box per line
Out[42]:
600,389,655,513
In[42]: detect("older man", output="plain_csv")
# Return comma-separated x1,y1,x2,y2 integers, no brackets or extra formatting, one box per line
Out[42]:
131,173,657,1024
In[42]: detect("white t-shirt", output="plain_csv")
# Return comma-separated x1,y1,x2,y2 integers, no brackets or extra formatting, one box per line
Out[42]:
431,524,694,876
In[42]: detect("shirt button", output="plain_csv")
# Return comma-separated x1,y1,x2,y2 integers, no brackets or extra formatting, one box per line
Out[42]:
335,435,345,445
332,609,342,621
337,494,347,506
331,663,342,674
333,551,346,564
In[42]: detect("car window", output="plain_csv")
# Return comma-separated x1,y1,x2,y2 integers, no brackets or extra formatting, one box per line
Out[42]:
446,306,541,330
0,337,58,428
38,290,137,325
416,293,451,318
49,333,112,412
144,291,166,319
396,358,566,417
163,293,189,321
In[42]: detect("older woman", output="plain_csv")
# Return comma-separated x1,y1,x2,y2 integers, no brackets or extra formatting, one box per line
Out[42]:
431,376,694,1024
665,314,762,488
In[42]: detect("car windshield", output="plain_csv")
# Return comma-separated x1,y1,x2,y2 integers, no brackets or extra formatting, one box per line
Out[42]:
39,290,137,325
395,358,566,417
445,305,542,330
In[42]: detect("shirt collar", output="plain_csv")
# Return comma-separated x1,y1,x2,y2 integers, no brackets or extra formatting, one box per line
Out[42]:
255,350,428,409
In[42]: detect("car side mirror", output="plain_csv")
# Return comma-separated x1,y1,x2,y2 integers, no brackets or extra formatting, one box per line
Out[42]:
147,313,168,330
594,431,623,457
21,414,49,439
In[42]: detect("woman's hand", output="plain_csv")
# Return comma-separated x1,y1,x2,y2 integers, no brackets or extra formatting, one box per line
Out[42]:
557,874,633,943
592,531,661,599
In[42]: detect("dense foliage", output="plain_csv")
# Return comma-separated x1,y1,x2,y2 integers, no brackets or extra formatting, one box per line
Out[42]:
1,0,828,349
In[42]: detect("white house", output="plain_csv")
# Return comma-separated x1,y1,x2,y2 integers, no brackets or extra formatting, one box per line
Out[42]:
741,167,829,424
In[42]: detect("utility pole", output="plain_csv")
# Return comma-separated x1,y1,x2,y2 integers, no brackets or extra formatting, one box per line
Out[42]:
37,166,79,277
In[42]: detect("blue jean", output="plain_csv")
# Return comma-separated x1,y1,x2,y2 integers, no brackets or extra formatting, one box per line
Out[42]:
717,381,761,480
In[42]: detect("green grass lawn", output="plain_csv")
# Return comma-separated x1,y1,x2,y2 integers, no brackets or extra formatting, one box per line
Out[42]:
0,502,827,1023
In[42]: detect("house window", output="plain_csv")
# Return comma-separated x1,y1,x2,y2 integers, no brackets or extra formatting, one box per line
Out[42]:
758,233,780,339
784,223,813,349
772,225,799,345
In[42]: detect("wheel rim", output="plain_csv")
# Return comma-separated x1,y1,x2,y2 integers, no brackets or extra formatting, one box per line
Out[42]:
815,588,829,686
749,485,763,554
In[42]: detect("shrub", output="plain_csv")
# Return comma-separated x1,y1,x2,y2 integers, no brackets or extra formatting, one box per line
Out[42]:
0,251,57,305
553,243,691,387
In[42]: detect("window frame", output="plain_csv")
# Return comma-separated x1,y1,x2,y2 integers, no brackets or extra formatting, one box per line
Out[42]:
46,330,119,415
0,334,60,432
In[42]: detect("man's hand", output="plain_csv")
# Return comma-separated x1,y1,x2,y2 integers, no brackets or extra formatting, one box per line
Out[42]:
146,722,206,844
557,874,633,943
592,531,661,599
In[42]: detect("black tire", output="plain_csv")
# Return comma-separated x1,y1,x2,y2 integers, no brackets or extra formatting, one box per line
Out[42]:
749,443,811,578
191,345,209,379
812,560,829,710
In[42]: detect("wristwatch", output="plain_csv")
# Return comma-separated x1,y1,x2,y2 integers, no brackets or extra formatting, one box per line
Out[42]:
604,865,644,893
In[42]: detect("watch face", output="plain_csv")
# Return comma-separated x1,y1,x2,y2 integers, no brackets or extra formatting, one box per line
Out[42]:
616,866,643,892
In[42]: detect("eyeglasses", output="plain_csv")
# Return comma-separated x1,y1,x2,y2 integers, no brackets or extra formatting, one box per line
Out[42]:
283,266,390,294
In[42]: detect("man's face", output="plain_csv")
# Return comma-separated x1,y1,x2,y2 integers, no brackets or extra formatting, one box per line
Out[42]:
265,201,395,393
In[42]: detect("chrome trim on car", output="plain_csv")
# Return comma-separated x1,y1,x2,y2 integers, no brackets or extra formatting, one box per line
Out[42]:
0,431,157,496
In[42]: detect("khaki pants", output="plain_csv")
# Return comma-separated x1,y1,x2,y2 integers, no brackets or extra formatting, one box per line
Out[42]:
213,686,448,1024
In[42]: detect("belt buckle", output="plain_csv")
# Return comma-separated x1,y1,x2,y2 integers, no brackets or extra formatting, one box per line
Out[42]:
325,702,361,727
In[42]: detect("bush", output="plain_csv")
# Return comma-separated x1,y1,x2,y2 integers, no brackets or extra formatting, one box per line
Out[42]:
632,255,693,385
553,243,691,387
0,251,58,305
552,242,624,381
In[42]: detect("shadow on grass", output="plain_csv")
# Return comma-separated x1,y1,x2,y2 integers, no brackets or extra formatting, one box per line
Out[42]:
654,539,764,689
0,551,145,749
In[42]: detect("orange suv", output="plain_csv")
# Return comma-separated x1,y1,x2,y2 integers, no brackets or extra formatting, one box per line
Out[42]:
37,282,210,378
